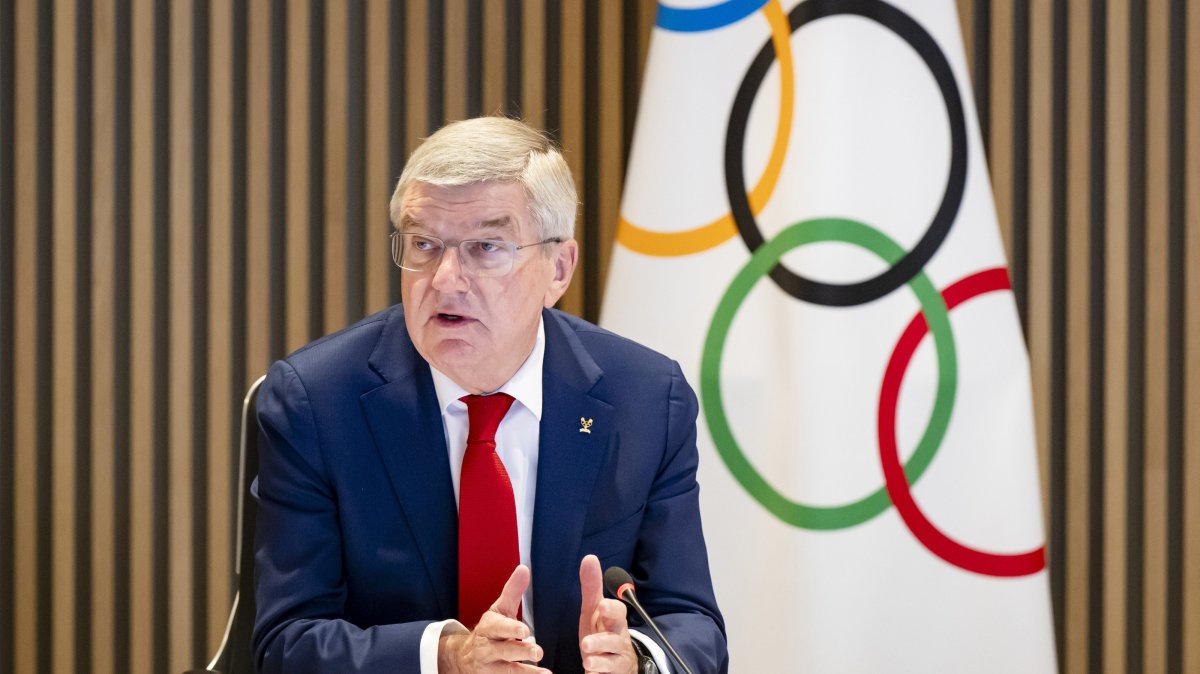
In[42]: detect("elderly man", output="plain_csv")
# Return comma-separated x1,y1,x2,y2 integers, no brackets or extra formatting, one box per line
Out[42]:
252,117,727,673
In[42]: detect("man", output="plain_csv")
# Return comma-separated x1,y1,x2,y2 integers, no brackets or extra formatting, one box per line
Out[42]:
252,117,727,673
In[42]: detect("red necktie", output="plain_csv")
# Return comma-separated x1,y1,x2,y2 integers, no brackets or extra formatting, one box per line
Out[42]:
457,393,521,629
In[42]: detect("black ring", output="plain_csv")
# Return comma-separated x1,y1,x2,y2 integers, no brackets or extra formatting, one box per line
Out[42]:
724,0,968,306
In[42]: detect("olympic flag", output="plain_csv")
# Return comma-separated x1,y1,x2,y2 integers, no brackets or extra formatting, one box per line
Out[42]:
600,1,1057,671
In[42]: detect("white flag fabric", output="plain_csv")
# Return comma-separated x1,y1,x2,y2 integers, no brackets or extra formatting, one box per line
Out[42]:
600,1,1057,672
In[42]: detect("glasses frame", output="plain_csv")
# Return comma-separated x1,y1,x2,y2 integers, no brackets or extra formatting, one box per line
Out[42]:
389,230,564,277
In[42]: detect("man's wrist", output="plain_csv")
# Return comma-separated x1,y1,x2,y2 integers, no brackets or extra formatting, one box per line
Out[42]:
437,633,465,674
630,636,659,674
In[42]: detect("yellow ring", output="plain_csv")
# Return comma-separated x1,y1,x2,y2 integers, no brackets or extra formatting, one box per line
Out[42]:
617,0,794,257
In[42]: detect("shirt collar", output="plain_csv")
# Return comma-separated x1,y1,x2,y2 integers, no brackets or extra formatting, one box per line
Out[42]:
429,316,545,420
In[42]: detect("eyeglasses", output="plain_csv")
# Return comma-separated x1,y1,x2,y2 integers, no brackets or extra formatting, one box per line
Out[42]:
390,231,563,278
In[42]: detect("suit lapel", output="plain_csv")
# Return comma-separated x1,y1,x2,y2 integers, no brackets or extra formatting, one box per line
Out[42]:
531,311,612,665
360,307,458,619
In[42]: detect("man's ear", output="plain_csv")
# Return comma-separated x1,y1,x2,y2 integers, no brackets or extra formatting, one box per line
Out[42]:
544,239,578,307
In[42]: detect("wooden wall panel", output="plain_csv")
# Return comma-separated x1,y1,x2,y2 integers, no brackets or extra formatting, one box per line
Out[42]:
1063,2,1094,672
12,3,39,672
0,2,1196,672
1183,7,1200,674
89,2,117,671
204,0,233,652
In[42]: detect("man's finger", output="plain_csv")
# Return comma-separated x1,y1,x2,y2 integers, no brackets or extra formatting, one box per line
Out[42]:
474,607,533,642
595,597,628,634
491,564,531,619
578,554,604,637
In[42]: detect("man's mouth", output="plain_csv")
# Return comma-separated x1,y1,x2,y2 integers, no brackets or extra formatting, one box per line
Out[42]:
436,312,468,323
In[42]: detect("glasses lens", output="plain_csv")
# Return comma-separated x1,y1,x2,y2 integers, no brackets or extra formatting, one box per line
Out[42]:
399,233,443,271
460,240,515,276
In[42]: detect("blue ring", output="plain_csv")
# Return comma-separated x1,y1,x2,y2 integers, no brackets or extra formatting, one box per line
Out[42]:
656,0,768,32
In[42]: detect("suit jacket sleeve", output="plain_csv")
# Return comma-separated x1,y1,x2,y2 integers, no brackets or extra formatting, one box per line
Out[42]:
628,361,728,674
251,359,430,673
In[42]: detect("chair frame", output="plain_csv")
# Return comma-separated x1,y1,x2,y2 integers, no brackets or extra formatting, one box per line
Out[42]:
188,374,266,674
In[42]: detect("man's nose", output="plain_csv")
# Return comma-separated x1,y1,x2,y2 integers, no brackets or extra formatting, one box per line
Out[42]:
430,246,470,292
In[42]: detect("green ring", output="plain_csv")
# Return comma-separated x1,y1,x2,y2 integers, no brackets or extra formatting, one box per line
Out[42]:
700,218,957,530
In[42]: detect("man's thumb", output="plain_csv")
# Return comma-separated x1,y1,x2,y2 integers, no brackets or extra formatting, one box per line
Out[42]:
493,564,531,617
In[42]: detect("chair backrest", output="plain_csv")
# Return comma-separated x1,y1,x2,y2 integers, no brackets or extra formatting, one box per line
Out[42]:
191,375,266,674
228,374,266,672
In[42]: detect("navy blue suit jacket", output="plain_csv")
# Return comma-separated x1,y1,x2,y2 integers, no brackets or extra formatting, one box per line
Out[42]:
252,306,728,673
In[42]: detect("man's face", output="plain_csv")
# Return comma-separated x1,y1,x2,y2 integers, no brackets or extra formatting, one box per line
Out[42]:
399,181,577,393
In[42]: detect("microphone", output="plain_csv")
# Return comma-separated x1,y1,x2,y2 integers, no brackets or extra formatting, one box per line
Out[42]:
603,566,695,674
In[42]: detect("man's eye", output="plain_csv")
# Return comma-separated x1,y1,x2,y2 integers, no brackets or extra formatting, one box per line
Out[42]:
411,237,438,252
474,240,503,254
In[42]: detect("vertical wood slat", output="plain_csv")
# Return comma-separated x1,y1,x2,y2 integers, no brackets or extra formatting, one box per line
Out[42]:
443,0,465,123
51,0,76,670
1024,2,1053,640
1063,3,1095,672
1184,5,1200,671
1163,0,1186,671
166,0,194,663
322,0,346,335
364,0,391,316
269,0,287,364
35,3,56,673
427,0,444,131
228,0,250,629
205,0,234,652
0,2,14,672
307,0,325,340
1087,0,1109,671
1141,2,1171,673
1125,1,1148,671
1047,0,1069,667
13,2,38,670
481,0,505,115
1011,0,1030,330
90,1,119,671
974,0,992,159
555,0,581,316
345,0,364,325
464,0,482,117
111,0,133,670
386,0,405,307
286,0,312,351
188,0,210,664
149,1,171,670
73,1,95,671
581,0,599,320
505,0,522,116
521,0,544,132
1063,2,1095,673
594,0,623,297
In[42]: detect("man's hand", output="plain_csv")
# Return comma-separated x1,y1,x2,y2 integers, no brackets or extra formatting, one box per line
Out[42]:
578,555,639,674
438,564,550,674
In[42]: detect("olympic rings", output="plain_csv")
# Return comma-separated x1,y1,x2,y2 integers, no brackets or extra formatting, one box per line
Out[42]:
700,217,957,530
725,0,968,306
639,0,1044,577
878,268,1046,576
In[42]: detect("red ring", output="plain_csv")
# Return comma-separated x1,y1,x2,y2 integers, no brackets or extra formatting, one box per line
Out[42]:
877,267,1045,577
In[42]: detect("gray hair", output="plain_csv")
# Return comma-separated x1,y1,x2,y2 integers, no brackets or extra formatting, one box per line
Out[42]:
389,117,578,241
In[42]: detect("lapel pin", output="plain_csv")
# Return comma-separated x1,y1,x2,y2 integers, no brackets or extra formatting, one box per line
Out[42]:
579,417,593,434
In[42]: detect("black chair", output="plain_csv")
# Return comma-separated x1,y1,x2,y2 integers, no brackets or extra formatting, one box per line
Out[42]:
186,375,266,674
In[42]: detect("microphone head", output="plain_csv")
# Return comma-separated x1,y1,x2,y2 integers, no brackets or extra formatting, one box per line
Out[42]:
603,566,636,600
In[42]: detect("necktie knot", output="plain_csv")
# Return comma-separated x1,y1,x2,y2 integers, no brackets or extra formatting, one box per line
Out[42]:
461,393,515,445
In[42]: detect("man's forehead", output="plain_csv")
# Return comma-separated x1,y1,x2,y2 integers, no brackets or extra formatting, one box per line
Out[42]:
400,182,529,232
399,211,519,233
